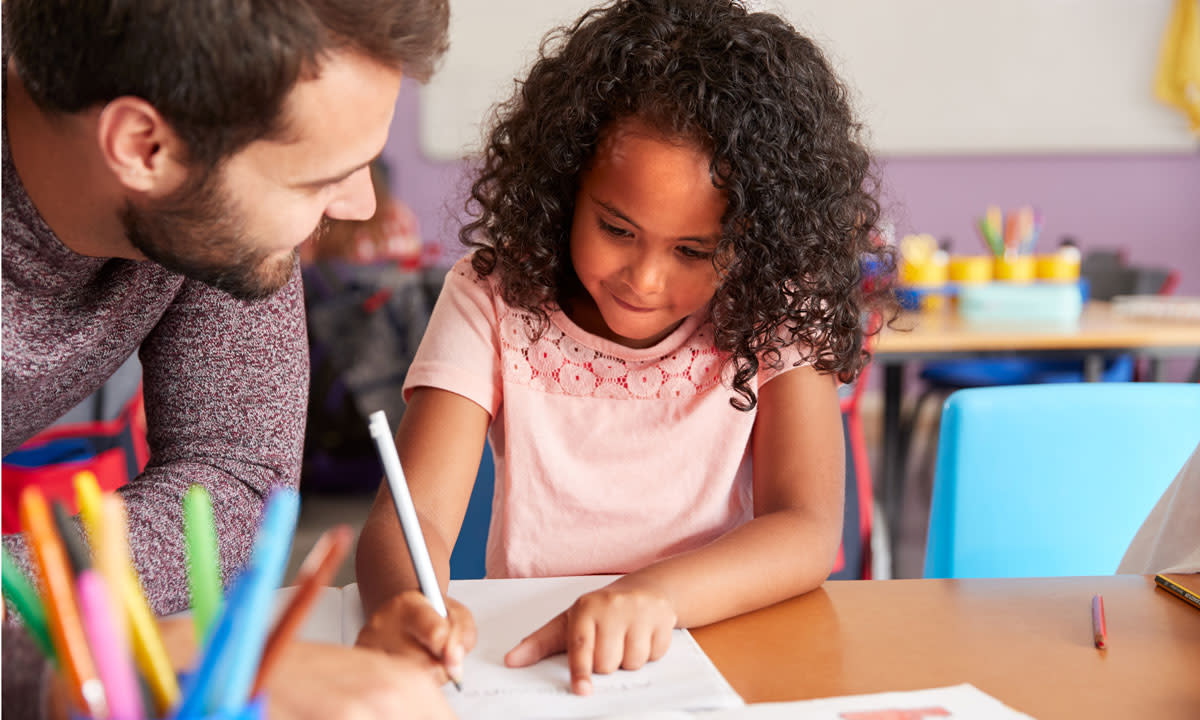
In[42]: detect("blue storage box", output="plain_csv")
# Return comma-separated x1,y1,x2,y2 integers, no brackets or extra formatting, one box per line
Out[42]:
957,283,1083,325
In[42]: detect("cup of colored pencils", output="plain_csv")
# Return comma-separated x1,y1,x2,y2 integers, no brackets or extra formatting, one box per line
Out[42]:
1,475,351,720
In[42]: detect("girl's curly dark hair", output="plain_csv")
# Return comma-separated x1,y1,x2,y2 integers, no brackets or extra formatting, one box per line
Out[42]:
463,0,895,410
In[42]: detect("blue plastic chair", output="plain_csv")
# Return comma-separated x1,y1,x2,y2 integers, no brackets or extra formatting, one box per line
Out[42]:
924,383,1200,579
901,259,1179,476
448,440,495,579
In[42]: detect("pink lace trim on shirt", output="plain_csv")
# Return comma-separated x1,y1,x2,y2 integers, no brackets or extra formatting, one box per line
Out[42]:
500,314,726,400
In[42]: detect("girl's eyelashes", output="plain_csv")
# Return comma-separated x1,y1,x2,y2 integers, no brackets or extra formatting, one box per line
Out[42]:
677,246,713,261
594,214,714,259
597,218,633,238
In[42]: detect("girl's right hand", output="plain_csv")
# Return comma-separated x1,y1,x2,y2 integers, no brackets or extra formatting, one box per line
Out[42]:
355,590,477,687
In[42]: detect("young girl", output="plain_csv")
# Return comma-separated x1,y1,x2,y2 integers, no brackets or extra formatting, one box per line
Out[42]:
355,0,892,694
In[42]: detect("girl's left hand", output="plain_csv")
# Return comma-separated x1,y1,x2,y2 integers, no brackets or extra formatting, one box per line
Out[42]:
502,580,677,695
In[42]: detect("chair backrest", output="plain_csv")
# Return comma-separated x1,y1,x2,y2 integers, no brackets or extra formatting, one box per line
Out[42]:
1080,249,1174,301
448,439,495,579
924,383,1200,578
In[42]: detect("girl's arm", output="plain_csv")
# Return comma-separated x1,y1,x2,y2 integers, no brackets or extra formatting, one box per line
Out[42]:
634,362,845,624
506,364,844,693
354,387,491,678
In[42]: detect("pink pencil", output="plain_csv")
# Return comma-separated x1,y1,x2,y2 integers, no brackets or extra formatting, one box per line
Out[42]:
77,570,145,720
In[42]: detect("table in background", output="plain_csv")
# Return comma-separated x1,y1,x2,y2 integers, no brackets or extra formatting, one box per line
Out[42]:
872,302,1200,574
693,575,1200,719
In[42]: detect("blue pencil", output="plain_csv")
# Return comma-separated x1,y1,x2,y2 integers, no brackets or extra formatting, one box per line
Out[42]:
175,564,258,718
209,488,300,712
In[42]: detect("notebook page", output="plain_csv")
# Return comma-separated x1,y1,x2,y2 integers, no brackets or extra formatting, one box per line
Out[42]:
286,585,346,646
339,576,744,719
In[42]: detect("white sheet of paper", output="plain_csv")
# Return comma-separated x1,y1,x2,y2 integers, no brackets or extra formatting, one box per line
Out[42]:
288,585,350,645
340,576,745,719
595,683,1036,719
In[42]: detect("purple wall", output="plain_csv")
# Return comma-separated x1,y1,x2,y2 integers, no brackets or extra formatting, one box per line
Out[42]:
386,83,1200,293
878,154,1200,294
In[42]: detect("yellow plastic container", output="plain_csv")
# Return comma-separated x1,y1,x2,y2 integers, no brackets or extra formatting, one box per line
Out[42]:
899,258,949,310
994,255,1036,284
1036,254,1081,283
948,256,994,284
900,258,949,287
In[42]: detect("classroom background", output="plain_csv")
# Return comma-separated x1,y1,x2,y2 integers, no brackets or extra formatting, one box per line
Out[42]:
290,0,1200,582
5,0,1199,586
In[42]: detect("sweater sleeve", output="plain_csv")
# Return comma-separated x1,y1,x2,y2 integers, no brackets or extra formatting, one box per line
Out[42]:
127,263,310,613
1,622,50,720
2,263,309,625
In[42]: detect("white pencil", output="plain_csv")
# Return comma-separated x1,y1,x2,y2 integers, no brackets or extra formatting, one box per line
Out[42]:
367,410,463,690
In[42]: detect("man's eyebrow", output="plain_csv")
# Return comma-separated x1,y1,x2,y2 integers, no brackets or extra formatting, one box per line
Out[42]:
292,153,381,190
591,195,720,244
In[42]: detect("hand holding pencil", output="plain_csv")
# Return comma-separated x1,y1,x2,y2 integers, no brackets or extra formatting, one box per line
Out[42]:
356,410,476,689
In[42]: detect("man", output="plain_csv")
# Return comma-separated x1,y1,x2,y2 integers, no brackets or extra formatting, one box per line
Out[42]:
2,1,454,717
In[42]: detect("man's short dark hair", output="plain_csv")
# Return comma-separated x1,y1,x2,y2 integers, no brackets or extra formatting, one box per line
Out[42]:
5,0,449,168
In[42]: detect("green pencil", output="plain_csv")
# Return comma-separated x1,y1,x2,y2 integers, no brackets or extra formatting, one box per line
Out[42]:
183,485,222,640
2,546,58,663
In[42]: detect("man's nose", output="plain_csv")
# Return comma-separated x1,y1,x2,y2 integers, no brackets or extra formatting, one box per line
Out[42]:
325,167,377,222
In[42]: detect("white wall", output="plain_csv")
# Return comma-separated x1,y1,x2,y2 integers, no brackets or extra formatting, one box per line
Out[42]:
420,0,1198,160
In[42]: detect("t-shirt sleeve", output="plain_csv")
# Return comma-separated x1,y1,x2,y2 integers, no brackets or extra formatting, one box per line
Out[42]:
757,337,815,387
402,259,502,417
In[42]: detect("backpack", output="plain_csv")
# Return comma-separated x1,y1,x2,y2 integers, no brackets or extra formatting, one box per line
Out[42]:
2,385,149,533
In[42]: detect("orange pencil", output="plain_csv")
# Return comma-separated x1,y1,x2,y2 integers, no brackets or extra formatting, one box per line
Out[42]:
251,525,353,695
1091,594,1107,650
20,487,108,718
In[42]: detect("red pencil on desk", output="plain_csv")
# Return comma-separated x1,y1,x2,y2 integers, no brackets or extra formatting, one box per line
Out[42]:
1092,594,1107,650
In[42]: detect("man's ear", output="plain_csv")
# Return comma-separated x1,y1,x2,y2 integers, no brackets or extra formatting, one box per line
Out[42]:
96,97,190,197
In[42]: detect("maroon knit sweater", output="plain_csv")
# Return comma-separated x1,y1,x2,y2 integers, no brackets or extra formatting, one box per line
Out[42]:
2,112,309,717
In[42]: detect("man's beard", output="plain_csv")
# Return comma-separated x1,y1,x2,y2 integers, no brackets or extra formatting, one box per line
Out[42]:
121,169,320,301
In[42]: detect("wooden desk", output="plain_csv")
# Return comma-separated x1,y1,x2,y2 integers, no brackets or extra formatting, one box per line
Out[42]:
871,303,1200,574
876,302,1200,358
693,575,1200,719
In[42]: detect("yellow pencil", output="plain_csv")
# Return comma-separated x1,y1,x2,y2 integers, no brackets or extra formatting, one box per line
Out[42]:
90,487,128,657
73,471,105,545
102,495,181,714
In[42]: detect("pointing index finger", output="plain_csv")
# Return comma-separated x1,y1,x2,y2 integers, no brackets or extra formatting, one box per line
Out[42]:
567,614,595,696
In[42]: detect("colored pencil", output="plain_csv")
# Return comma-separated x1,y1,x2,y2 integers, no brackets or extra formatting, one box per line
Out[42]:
252,524,353,695
1091,594,1107,650
50,501,91,575
74,471,105,544
77,570,145,720
1,547,58,662
184,486,222,641
210,489,300,712
1154,574,1200,611
102,495,180,714
175,564,259,718
20,487,108,718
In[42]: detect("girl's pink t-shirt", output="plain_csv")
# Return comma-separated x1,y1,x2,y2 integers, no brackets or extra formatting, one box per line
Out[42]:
404,258,807,578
